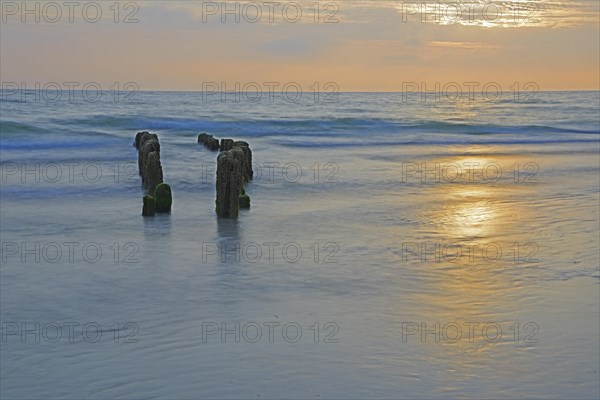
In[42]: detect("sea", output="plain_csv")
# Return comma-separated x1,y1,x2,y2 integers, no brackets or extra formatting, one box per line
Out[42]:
1,91,599,399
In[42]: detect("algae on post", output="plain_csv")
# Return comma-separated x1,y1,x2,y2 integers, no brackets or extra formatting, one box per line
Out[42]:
155,183,172,213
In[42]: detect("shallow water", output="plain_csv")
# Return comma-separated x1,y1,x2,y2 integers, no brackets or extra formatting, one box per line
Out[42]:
1,92,599,399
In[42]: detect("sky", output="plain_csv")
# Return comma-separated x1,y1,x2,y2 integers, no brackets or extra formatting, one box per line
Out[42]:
1,0,599,91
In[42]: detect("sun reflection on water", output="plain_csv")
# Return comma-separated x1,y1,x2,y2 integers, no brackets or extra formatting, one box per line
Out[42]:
393,150,534,377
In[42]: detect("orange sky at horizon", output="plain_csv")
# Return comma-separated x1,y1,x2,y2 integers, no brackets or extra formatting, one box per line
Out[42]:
1,0,599,91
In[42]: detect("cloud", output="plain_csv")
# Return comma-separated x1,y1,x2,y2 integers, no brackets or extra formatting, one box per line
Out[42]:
426,41,502,50
390,0,600,29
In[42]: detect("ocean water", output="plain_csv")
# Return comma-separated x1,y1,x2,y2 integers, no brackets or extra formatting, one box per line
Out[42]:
1,91,599,399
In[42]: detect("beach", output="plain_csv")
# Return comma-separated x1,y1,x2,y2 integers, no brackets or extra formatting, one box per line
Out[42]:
1,91,599,398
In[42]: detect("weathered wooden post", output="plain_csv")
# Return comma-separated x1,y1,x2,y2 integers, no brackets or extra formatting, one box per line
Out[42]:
216,151,242,218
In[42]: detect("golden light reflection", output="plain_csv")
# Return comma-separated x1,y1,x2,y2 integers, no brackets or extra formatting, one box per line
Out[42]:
429,154,505,241
395,149,533,375
450,201,496,238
